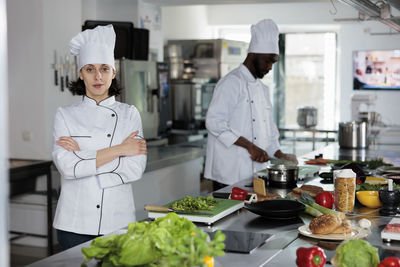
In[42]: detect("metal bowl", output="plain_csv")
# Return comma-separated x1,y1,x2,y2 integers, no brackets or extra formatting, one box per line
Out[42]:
267,164,299,187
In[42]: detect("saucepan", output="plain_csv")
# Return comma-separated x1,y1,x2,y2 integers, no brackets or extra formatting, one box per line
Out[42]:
266,164,299,188
245,199,305,219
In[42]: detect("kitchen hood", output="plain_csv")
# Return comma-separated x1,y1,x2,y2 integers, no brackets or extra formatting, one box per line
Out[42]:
338,0,400,32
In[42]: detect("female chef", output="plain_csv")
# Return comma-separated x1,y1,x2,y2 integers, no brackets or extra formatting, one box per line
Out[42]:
52,25,147,250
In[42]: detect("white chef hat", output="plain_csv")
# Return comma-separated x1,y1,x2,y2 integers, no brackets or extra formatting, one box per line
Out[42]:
248,19,279,55
69,24,116,70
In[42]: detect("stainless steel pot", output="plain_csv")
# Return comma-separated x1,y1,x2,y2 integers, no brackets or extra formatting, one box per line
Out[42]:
338,121,369,148
267,164,299,187
297,106,318,128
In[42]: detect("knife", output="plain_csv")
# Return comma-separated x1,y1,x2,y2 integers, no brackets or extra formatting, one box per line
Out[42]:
144,205,212,216
60,56,64,92
52,50,58,86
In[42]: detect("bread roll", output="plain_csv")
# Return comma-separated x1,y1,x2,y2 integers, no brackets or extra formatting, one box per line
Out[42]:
309,214,342,234
330,220,352,234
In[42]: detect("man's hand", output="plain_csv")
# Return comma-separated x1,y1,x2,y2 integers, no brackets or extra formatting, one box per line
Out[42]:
56,137,80,151
274,150,298,164
234,136,269,163
248,144,270,163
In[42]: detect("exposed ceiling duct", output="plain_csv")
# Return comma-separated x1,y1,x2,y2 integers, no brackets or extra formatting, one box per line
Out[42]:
337,0,400,32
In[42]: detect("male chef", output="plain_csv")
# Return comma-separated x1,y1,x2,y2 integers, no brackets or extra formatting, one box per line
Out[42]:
204,19,297,190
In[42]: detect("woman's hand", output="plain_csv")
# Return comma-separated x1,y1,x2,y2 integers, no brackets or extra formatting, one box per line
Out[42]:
56,137,80,151
119,130,147,156
248,144,269,163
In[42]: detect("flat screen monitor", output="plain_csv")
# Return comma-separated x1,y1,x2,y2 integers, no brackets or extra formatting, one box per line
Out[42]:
353,49,400,90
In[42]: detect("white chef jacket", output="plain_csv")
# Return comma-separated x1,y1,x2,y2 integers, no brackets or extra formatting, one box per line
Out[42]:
204,64,280,185
52,96,146,235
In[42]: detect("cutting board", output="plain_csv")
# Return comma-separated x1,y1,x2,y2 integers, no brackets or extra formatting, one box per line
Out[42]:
147,198,244,225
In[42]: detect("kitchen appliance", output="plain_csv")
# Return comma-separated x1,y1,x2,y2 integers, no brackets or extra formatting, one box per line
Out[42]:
358,111,382,127
245,200,305,219
338,121,369,148
156,62,172,136
266,164,299,188
118,59,160,139
166,39,248,80
147,198,244,225
351,94,377,122
170,81,203,129
165,39,247,131
296,106,318,128
82,20,149,60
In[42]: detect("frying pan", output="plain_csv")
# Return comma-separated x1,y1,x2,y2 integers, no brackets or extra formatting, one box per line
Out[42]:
245,199,305,219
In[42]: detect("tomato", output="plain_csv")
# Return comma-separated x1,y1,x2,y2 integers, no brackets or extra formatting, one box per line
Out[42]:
315,191,334,209
378,257,400,267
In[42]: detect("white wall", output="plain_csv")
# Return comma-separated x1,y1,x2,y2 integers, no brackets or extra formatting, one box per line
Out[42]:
163,2,400,126
162,5,213,40
7,0,81,159
1,0,9,264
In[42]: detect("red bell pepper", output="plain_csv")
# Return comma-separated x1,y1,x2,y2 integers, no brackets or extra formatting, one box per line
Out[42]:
296,247,326,267
379,257,400,267
231,187,248,201
231,192,247,200
232,187,247,195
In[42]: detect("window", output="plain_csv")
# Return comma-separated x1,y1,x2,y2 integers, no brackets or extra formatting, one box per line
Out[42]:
283,33,337,130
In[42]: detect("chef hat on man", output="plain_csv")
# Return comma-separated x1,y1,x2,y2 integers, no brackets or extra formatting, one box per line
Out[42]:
69,24,116,71
248,19,279,55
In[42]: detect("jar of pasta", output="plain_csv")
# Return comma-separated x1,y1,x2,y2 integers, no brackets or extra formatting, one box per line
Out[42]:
334,169,356,212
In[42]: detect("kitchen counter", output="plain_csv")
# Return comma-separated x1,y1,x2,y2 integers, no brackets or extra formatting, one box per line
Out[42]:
27,142,400,267
145,140,205,173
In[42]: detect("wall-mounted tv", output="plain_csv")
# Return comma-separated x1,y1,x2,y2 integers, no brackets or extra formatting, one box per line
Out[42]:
353,49,400,90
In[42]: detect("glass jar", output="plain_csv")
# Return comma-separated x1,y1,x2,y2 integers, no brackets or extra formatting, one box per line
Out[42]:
334,169,356,212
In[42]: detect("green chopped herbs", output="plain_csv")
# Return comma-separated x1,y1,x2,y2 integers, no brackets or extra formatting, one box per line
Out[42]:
81,213,225,267
356,182,400,192
171,196,218,211
327,158,392,169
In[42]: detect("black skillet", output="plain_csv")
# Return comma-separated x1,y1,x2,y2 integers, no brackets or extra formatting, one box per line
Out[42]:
245,199,305,219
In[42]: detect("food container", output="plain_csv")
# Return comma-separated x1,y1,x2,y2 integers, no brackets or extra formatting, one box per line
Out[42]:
334,169,356,212
267,164,299,188
338,121,369,148
297,106,318,128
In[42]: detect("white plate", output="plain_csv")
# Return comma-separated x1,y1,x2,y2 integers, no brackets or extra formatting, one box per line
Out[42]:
298,225,369,240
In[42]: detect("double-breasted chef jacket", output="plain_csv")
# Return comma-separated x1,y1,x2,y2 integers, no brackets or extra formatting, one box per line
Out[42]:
205,64,280,185
52,96,146,235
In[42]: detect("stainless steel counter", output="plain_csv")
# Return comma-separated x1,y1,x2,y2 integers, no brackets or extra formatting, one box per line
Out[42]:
145,141,205,172
27,142,400,267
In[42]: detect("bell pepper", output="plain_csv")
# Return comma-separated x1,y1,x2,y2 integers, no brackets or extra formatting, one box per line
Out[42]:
231,192,247,201
232,187,247,196
296,247,326,267
378,257,400,267
231,187,247,200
